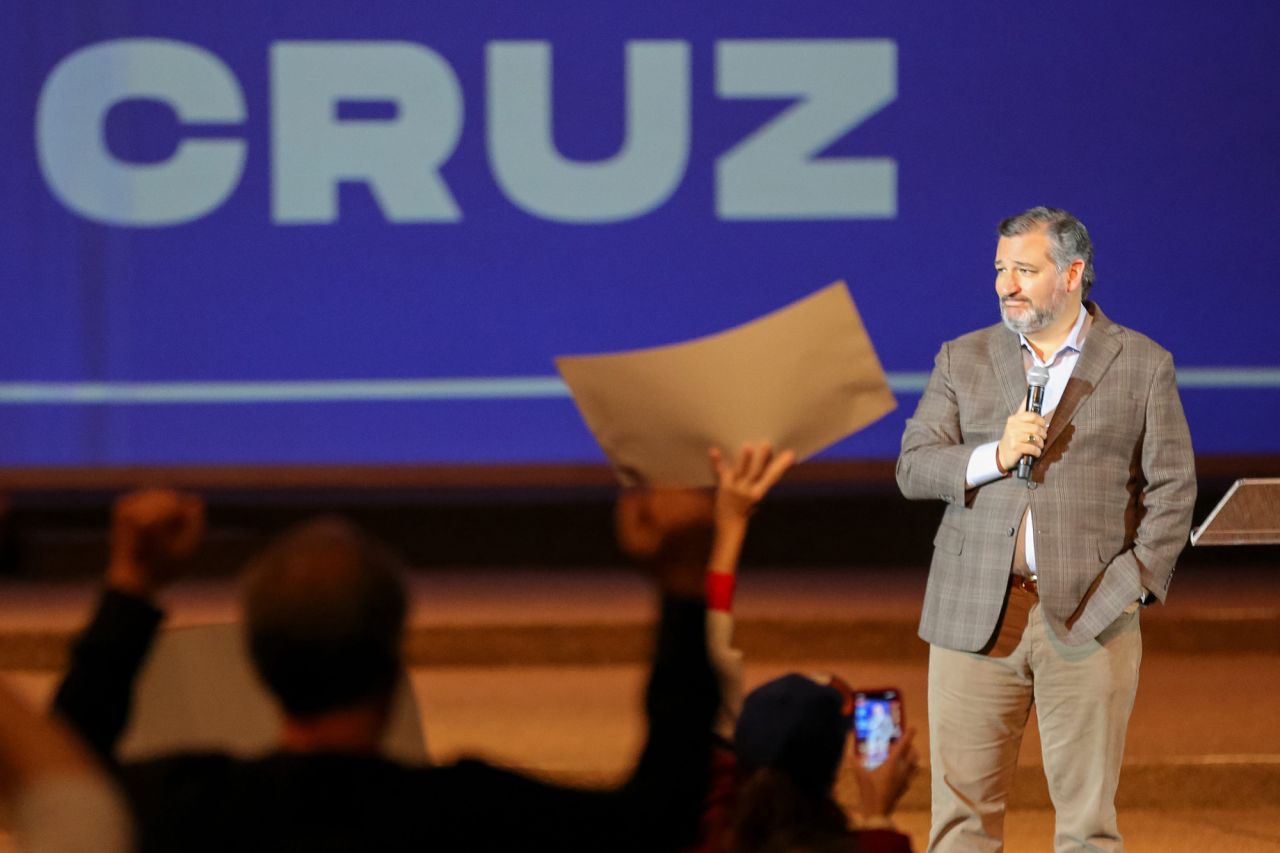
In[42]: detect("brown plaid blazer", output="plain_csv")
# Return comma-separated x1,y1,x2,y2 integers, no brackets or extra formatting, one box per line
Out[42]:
896,302,1196,649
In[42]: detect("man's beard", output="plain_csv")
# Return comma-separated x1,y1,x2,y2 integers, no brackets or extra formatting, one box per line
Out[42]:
1000,283,1067,334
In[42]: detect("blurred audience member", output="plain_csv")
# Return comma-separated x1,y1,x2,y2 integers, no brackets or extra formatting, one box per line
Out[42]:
54,487,718,852
691,443,917,853
0,680,131,853
732,674,916,853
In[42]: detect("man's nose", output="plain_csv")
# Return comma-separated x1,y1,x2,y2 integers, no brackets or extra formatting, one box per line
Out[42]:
999,273,1020,297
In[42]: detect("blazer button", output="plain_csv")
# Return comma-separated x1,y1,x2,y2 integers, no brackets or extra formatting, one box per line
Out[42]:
1007,527,1016,536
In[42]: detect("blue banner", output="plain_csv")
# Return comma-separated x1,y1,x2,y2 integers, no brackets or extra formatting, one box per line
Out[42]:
2,1,1276,467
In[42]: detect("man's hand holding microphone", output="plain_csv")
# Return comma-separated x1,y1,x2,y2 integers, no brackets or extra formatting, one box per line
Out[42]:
998,365,1050,479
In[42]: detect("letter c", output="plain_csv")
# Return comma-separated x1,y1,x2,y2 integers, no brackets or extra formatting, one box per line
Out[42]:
36,38,246,227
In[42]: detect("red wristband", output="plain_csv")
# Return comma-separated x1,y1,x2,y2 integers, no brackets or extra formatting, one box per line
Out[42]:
706,572,736,612
995,445,1009,476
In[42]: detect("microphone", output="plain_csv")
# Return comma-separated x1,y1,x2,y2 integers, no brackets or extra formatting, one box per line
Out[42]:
1016,364,1050,481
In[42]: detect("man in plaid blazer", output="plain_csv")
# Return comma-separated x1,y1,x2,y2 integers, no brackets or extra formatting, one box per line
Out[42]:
896,207,1195,852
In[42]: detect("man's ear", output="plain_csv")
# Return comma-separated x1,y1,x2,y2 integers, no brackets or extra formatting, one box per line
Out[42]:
1066,258,1085,293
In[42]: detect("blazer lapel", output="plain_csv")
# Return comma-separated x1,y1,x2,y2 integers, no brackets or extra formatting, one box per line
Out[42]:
990,326,1027,415
1043,302,1122,452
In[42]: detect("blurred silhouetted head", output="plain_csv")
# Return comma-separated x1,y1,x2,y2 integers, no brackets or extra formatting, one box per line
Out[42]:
242,517,407,718
734,673,851,796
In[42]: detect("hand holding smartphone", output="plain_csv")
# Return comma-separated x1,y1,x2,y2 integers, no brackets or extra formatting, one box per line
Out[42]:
852,688,903,770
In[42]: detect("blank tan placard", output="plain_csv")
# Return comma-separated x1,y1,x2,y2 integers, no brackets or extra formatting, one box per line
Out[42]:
119,622,427,763
556,282,896,487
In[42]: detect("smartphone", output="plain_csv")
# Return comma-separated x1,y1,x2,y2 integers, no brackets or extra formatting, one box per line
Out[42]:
852,688,903,770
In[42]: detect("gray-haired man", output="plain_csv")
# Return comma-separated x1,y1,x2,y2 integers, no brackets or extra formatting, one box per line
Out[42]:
897,207,1195,851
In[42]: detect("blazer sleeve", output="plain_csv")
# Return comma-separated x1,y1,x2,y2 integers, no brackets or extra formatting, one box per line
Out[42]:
439,595,718,852
897,341,981,506
1130,351,1196,602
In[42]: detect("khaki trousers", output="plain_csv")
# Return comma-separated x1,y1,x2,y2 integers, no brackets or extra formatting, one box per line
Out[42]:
927,586,1142,852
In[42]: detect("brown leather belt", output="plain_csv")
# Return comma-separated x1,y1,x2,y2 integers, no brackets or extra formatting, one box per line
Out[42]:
1010,574,1039,596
